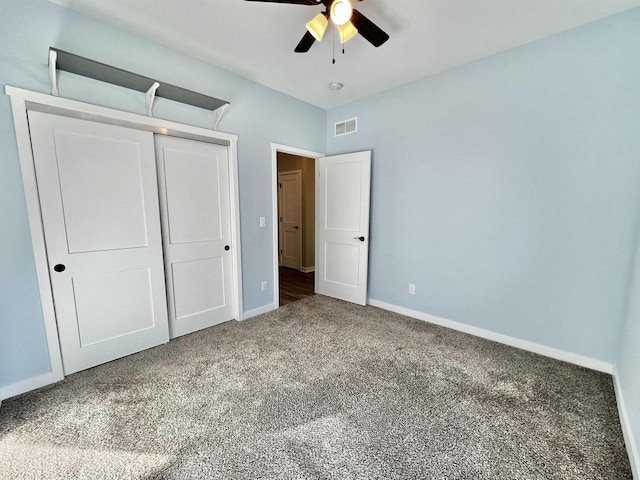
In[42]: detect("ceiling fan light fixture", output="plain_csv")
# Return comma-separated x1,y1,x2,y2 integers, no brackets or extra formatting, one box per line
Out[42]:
306,12,328,41
339,21,358,44
330,0,353,26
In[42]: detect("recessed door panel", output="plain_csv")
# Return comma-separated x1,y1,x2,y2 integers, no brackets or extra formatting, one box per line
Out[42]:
172,257,226,320
317,152,371,305
324,242,360,287
284,231,301,262
155,136,234,339
325,161,362,231
74,268,155,347
28,111,170,375
54,131,149,253
162,147,223,244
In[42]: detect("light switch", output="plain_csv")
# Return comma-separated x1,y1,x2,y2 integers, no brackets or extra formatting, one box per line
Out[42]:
259,216,266,228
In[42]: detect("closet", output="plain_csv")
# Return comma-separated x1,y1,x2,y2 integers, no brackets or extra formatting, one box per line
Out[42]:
154,136,235,339
18,98,241,377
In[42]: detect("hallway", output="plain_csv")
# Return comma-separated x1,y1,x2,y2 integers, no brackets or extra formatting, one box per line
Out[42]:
279,267,314,306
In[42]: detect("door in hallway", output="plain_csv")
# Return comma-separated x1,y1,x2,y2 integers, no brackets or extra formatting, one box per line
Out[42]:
278,171,303,269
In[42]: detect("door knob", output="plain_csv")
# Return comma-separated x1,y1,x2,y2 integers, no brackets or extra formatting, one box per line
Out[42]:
354,236,365,242
54,264,66,272
224,245,230,251
293,226,299,230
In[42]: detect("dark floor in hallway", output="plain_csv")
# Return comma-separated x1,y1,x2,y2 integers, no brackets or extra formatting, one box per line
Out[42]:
279,266,314,305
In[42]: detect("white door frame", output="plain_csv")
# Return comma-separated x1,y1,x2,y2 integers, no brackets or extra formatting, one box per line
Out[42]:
5,86,244,397
271,144,324,308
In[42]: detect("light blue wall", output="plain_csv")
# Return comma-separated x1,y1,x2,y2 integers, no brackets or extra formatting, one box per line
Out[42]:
326,8,640,364
0,0,325,389
618,242,640,470
2,5,639,461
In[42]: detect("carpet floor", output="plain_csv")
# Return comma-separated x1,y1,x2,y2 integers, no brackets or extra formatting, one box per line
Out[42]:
0,295,632,479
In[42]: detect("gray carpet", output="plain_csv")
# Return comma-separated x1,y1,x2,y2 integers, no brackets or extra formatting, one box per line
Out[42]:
0,295,632,479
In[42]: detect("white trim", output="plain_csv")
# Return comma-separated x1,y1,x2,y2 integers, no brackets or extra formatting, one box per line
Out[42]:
229,138,244,321
7,91,65,384
271,143,324,310
0,372,56,401
367,298,614,374
5,86,244,391
300,266,315,273
613,367,639,479
243,303,277,320
5,86,237,144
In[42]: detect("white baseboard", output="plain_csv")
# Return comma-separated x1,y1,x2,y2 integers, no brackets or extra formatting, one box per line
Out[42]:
0,371,56,401
367,298,614,374
300,266,315,273
243,303,277,320
613,368,639,479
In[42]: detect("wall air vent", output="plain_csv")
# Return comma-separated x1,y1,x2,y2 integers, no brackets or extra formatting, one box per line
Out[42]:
334,117,357,137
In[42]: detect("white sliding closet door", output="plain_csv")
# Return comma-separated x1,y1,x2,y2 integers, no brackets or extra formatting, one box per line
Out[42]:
154,136,234,338
28,111,170,375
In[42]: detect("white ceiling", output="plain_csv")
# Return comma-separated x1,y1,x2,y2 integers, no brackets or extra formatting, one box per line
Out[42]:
49,0,640,109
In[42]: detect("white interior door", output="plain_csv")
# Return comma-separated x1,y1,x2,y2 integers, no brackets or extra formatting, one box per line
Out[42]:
316,151,371,305
278,171,303,270
28,111,170,375
155,135,234,339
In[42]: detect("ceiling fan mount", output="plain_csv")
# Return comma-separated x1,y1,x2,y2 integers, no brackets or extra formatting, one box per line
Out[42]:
245,0,389,53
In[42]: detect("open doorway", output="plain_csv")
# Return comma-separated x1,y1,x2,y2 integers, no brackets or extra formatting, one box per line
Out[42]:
271,144,324,308
277,152,315,305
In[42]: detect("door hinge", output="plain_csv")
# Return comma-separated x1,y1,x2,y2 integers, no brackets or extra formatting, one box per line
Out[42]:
279,217,283,222
280,249,283,254
279,183,282,188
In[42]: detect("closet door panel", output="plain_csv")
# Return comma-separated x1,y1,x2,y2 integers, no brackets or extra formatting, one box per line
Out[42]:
73,267,155,347
52,130,149,253
155,135,234,339
172,257,226,320
162,148,223,244
28,111,169,375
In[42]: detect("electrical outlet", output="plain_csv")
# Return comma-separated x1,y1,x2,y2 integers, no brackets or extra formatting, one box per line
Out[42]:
261,281,268,292
259,216,266,228
408,284,416,295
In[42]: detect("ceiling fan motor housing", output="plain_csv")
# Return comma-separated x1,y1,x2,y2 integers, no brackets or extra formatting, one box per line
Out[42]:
246,0,389,53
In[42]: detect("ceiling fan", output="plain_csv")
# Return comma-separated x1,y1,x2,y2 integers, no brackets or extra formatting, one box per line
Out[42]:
245,0,390,53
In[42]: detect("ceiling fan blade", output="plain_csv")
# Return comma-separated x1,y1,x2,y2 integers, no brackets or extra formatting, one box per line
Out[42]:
351,8,389,47
244,0,320,5
294,31,316,53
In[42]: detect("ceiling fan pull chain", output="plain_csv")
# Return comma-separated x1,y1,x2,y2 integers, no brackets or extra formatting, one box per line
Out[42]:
332,22,336,64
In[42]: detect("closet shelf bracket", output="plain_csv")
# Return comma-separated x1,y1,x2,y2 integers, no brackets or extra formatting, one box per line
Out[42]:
213,104,229,131
145,82,160,117
49,50,59,97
